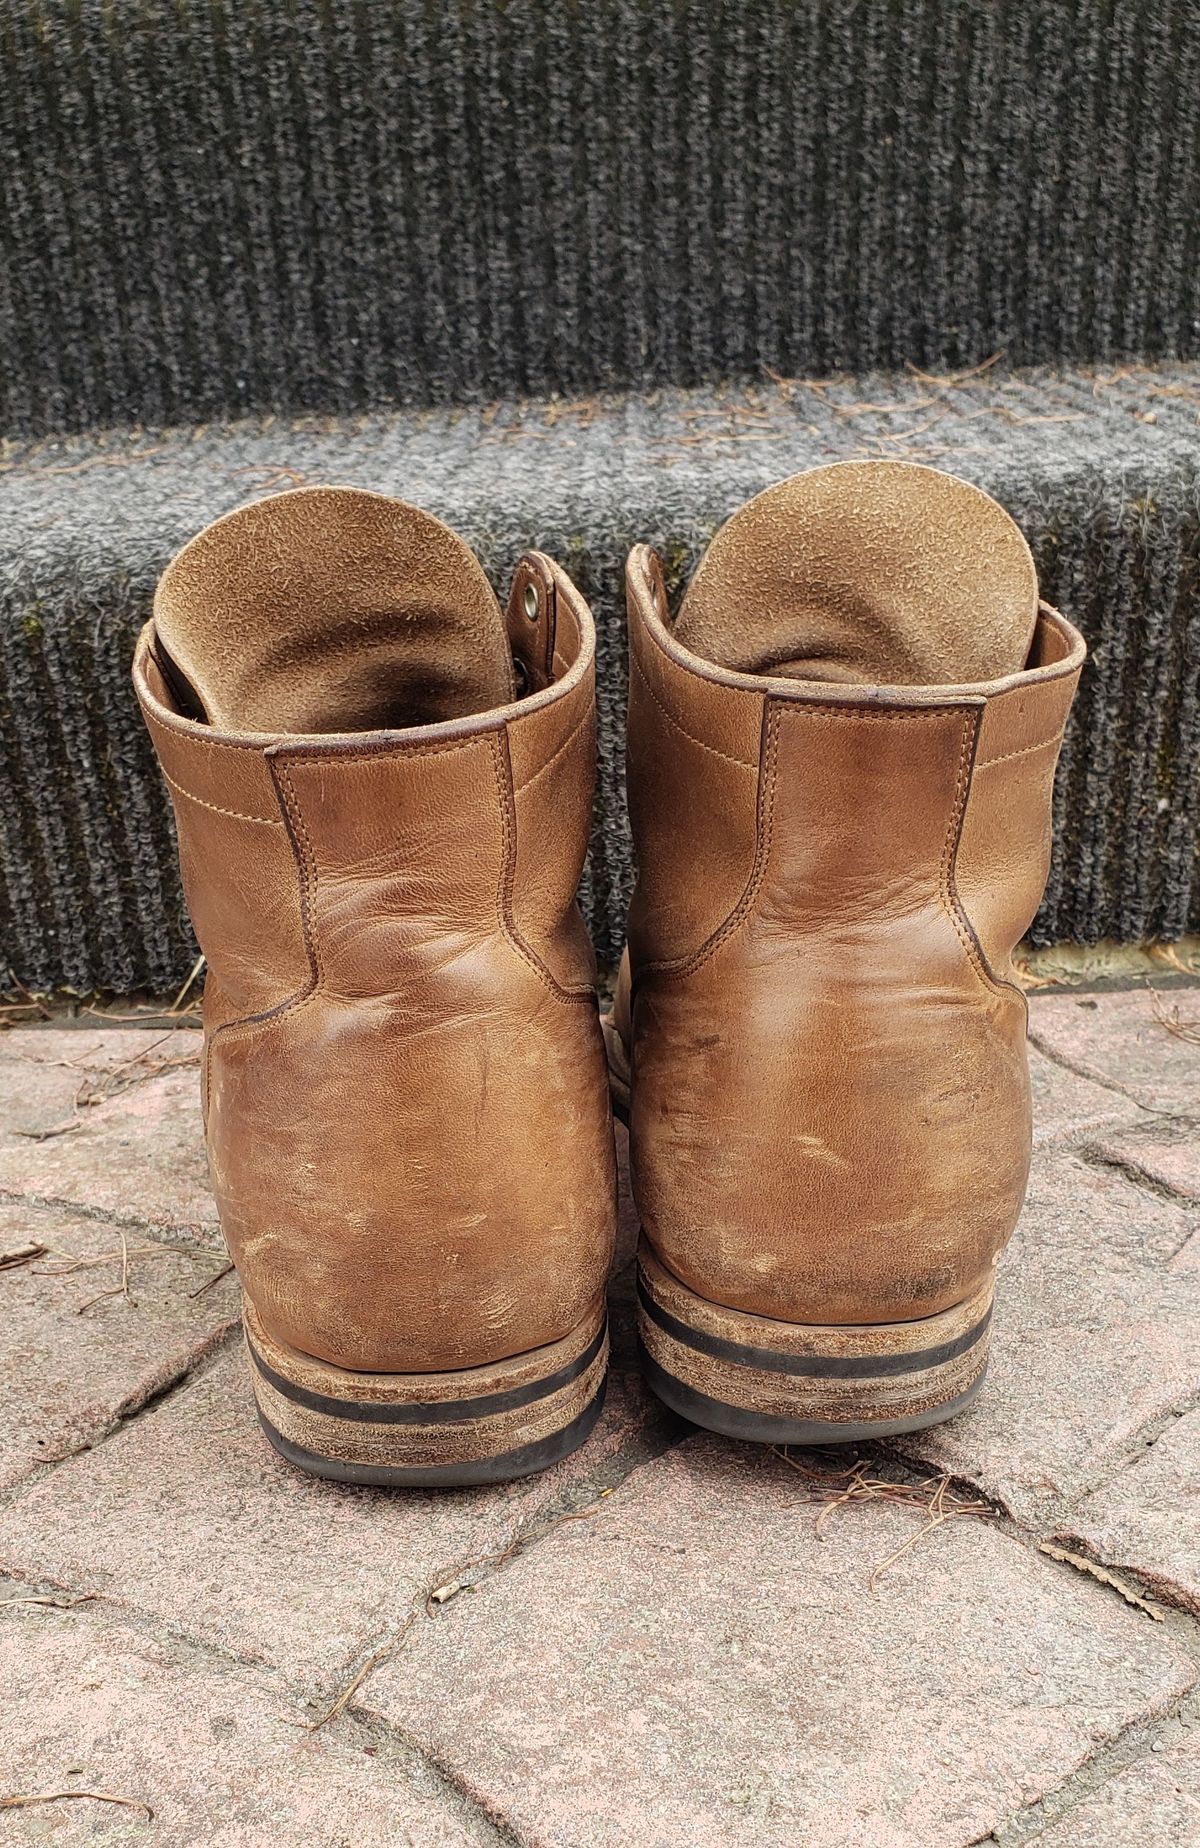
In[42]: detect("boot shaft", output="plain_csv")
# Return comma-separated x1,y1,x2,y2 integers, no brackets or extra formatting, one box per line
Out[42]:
626,546,1084,989
137,491,599,1022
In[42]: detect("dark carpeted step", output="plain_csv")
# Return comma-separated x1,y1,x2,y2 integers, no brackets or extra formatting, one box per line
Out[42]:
3,0,1200,435
1,361,1197,991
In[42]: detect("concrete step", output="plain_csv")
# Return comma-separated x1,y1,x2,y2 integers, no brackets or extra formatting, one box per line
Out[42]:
1,359,1197,991
3,0,1199,434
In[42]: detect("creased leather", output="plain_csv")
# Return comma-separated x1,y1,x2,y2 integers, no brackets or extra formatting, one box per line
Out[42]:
623,466,1085,1328
135,491,615,1373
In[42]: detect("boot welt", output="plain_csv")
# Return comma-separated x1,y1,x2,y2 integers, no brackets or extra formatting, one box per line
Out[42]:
637,1237,991,1444
243,1296,608,1487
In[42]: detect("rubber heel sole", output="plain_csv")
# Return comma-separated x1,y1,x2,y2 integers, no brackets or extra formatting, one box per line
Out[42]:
244,1297,608,1487
637,1237,991,1445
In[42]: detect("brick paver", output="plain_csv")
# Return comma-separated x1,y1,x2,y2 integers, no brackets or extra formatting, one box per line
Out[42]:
1030,988,1200,1114
1058,1408,1200,1618
1035,1729,1200,1847
0,1026,215,1231
0,1602,494,1846
1029,1043,1140,1147
364,1437,1195,1848
899,1153,1200,1523
0,1341,672,1699
1,986,1197,1846
1092,1124,1200,1203
0,1198,235,1492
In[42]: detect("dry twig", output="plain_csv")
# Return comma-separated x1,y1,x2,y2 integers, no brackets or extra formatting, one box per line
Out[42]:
425,1502,604,1613
170,954,206,1014
1149,942,1200,977
308,1611,418,1733
38,1239,186,1278
74,1231,134,1314
81,1004,187,1023
1011,951,1066,991
28,447,169,476
905,347,1006,387
1149,985,1200,1045
226,464,309,489
0,1592,95,1609
189,1259,235,1298
1090,363,1142,396
681,405,772,423
12,1042,104,1072
0,979,52,1024
646,432,787,449
833,396,936,420
0,1242,48,1271
0,1790,152,1820
17,1034,201,1145
955,406,1086,427
13,1119,82,1142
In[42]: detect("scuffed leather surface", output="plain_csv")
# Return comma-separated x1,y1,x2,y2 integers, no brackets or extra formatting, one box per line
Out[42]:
135,496,615,1373
629,691,1030,1323
623,468,1084,1328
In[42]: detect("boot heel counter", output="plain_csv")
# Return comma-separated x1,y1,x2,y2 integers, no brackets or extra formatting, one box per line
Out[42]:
204,981,615,1375
135,637,311,1021
630,692,1042,1327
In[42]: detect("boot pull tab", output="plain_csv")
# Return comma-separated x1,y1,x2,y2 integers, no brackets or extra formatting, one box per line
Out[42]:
505,554,558,697
646,551,672,626
149,633,210,723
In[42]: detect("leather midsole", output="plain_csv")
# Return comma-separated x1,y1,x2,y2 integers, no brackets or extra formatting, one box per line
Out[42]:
243,1296,609,1470
248,1316,607,1424
638,1236,993,1364
637,1235,992,1425
637,1271,991,1381
257,1390,608,1487
243,1292,606,1406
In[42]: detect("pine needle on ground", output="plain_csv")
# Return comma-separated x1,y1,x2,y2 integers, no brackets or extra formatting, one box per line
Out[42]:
775,1450,995,1590
0,1790,152,1821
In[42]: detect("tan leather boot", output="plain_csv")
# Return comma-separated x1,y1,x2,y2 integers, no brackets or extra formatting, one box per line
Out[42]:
134,487,616,1485
613,461,1085,1444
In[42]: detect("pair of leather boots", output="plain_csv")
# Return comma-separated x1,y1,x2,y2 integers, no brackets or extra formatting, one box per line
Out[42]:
134,462,1084,1487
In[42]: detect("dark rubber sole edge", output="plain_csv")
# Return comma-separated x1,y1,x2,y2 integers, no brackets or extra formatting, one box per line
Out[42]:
639,1346,986,1446
257,1374,608,1488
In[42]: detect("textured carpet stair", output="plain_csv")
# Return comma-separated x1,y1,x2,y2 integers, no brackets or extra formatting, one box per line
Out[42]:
3,0,1200,435
2,360,1198,990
